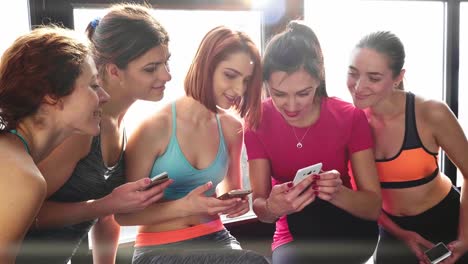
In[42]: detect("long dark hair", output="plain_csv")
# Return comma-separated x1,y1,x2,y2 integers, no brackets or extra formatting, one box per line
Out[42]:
263,20,328,98
356,31,405,90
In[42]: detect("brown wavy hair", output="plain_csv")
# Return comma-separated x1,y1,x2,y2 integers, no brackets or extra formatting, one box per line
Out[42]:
184,26,263,129
0,25,89,130
85,3,169,78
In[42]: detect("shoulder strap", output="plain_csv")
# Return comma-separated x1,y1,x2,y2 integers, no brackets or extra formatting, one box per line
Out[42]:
171,102,177,134
404,92,422,149
9,129,31,154
215,114,225,142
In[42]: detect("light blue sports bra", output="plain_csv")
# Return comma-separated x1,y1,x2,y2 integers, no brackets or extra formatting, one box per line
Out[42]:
149,102,229,200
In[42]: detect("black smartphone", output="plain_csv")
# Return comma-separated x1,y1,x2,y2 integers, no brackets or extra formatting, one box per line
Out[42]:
144,172,169,190
217,189,252,200
424,242,452,264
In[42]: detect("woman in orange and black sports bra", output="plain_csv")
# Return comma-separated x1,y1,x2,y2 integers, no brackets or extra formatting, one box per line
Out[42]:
347,31,468,264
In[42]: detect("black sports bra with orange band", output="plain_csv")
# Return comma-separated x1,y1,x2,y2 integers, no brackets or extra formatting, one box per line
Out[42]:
376,92,439,189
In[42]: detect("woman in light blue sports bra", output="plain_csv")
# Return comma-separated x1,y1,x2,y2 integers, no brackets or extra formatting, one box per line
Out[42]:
115,26,268,264
0,26,109,263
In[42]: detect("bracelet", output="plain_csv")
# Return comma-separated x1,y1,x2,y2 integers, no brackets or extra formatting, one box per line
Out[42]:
265,198,280,221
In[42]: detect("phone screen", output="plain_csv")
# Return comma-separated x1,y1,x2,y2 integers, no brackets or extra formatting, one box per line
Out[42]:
144,172,169,190
425,243,451,263
217,190,252,200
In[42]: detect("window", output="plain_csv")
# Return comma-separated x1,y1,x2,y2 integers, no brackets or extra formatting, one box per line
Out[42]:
74,8,261,135
74,6,262,245
305,0,449,188
304,0,444,103
0,0,29,55
457,2,468,186
75,7,261,190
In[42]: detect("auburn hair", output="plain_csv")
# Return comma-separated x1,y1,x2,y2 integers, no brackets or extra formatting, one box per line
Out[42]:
0,25,89,130
184,26,262,129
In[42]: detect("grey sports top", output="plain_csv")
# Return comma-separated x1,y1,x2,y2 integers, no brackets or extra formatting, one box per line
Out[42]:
17,132,126,264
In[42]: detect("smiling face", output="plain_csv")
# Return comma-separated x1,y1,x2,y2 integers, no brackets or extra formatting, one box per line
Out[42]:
347,47,403,109
212,51,254,109
120,45,172,102
61,56,110,135
268,69,320,124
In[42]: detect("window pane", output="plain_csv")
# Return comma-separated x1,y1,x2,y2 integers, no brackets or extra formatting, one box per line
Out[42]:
74,8,261,135
0,0,29,54
457,2,468,186
304,0,444,103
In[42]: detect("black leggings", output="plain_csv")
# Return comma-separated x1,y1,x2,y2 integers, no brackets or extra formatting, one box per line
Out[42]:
277,198,378,264
376,186,467,264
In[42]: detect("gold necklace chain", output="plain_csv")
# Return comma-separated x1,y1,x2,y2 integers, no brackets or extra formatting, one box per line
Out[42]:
291,125,312,149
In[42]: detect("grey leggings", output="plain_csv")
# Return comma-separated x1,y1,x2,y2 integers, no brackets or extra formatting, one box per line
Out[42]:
132,229,269,264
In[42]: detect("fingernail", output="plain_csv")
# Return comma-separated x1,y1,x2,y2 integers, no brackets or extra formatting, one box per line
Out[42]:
314,191,319,195
287,182,293,188
313,175,320,180
312,185,318,190
144,178,151,184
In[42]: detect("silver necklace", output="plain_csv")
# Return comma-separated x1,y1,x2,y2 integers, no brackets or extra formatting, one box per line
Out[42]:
291,125,312,148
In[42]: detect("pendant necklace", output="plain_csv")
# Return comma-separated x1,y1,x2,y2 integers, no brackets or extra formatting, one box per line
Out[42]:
291,125,312,149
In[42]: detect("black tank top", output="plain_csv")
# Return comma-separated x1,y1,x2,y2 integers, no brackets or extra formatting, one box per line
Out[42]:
18,132,126,264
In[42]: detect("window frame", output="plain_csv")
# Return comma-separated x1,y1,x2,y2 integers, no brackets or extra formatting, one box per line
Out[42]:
26,1,466,261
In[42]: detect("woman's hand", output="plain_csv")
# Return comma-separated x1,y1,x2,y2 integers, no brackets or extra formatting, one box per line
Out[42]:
103,177,172,214
314,170,343,201
265,175,317,218
182,182,243,216
223,195,250,218
436,240,468,264
399,230,434,263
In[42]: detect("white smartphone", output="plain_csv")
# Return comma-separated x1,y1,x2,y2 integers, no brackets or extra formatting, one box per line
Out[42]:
217,189,252,200
424,242,452,264
293,162,322,186
144,171,169,190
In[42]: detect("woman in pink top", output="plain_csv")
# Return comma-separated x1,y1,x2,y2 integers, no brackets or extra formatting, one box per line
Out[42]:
244,21,381,264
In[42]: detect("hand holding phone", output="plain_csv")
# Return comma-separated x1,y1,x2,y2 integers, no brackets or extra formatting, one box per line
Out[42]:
217,189,252,200
424,242,452,264
293,162,322,186
144,172,169,190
